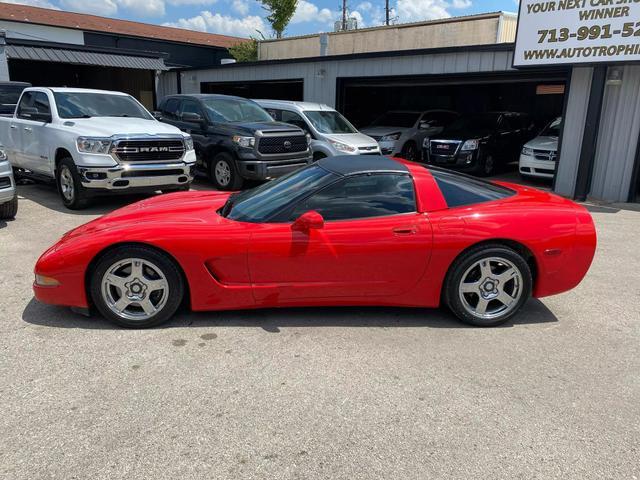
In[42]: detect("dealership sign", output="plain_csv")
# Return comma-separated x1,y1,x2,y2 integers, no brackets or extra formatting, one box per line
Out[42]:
514,0,640,67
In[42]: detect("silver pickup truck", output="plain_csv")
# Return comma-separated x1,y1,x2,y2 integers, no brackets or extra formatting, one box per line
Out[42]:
0,144,17,219
0,87,196,209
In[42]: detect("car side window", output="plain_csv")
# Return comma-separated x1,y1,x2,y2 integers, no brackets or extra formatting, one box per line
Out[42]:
162,98,180,120
430,169,515,208
17,92,50,120
265,108,281,121
281,110,310,133
288,173,416,221
180,100,204,120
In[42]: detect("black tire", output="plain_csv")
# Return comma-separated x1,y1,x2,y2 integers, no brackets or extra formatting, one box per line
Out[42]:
90,245,185,328
0,194,18,219
313,152,327,162
443,244,532,327
56,158,90,210
401,141,420,162
473,152,496,177
209,152,243,191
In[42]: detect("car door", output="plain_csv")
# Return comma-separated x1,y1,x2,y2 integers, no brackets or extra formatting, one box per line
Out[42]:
494,115,517,160
176,99,207,137
15,91,52,174
248,173,433,302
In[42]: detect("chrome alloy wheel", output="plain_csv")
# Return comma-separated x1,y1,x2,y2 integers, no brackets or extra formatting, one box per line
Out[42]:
458,256,523,320
214,160,231,187
59,165,75,202
101,258,169,321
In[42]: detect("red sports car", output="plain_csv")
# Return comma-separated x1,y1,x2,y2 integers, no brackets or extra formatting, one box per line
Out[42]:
33,156,596,328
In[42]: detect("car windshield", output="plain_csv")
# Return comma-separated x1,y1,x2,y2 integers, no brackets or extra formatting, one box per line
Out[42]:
201,97,273,123
372,112,420,128
443,113,501,134
541,117,562,137
224,165,338,223
304,110,357,134
54,92,153,119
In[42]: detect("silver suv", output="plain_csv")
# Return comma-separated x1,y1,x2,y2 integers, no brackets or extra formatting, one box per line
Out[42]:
0,144,17,219
361,110,459,162
255,100,380,160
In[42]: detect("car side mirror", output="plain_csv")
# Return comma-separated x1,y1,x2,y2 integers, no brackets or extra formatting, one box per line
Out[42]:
182,112,203,123
152,111,163,120
419,121,432,130
292,211,324,232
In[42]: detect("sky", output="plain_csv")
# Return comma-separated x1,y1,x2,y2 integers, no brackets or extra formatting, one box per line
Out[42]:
2,0,519,39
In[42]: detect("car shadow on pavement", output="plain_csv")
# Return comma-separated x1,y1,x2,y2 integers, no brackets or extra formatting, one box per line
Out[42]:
22,297,558,331
16,181,154,216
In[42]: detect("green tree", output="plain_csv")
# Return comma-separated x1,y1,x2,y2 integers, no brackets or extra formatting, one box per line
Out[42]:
259,0,298,39
228,38,259,62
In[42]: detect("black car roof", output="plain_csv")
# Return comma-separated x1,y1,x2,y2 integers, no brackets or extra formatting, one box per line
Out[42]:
317,155,408,176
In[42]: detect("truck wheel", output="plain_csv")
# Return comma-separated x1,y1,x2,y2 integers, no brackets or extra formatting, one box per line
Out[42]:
56,158,90,210
473,152,496,177
0,195,18,220
209,153,243,191
401,142,420,162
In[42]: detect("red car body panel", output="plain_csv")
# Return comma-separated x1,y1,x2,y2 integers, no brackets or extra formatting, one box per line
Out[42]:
33,160,597,314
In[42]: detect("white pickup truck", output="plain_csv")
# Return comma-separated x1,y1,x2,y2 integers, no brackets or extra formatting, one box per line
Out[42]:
0,87,196,209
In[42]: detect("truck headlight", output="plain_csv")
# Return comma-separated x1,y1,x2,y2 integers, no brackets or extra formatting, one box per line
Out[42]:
461,139,480,151
77,137,112,154
521,147,534,156
232,136,255,148
328,139,357,153
306,133,312,146
0,147,7,161
423,138,430,148
380,133,401,142
184,136,194,151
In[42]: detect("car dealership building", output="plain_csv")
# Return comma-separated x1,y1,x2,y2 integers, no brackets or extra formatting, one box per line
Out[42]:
176,9,639,204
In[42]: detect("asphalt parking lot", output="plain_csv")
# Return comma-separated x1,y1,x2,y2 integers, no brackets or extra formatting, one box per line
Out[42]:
1,179,639,480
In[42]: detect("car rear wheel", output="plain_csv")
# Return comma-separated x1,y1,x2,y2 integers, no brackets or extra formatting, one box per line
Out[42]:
444,245,532,327
401,142,420,162
56,158,90,210
475,153,495,177
0,194,18,219
209,153,243,191
90,245,184,328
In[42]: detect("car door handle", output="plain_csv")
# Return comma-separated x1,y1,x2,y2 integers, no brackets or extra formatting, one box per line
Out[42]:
24,127,32,132
392,226,418,235
10,125,17,129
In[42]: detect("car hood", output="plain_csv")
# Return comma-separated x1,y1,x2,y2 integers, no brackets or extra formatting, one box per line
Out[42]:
323,132,379,147
63,191,231,239
233,121,304,134
360,126,410,137
59,117,186,137
434,128,492,141
524,135,558,151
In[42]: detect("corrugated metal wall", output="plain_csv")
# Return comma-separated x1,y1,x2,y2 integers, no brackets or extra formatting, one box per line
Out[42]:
590,65,640,202
157,71,178,102
184,49,516,108
555,67,592,198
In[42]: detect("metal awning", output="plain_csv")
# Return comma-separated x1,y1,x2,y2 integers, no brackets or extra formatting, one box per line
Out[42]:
5,45,169,71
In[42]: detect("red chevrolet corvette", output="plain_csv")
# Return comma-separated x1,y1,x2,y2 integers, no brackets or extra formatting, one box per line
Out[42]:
34,156,596,328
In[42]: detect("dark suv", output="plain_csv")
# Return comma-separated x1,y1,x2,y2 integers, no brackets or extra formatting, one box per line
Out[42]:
424,112,535,176
157,94,312,190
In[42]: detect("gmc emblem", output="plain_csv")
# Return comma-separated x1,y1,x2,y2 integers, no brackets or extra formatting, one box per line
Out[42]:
437,144,450,150
139,146,170,153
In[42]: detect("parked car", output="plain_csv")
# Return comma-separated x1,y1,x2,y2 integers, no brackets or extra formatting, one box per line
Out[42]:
425,112,536,176
361,110,459,161
0,81,31,116
255,100,380,160
156,94,312,190
0,144,18,219
0,87,196,209
519,117,562,179
33,156,596,329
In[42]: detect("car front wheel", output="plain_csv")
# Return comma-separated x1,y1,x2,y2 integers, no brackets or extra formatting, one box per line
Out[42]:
57,158,90,209
209,153,243,191
90,245,185,328
0,194,18,219
444,245,532,327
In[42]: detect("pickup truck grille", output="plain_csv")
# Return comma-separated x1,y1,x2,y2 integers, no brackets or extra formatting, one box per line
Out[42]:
258,135,308,155
113,140,185,163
